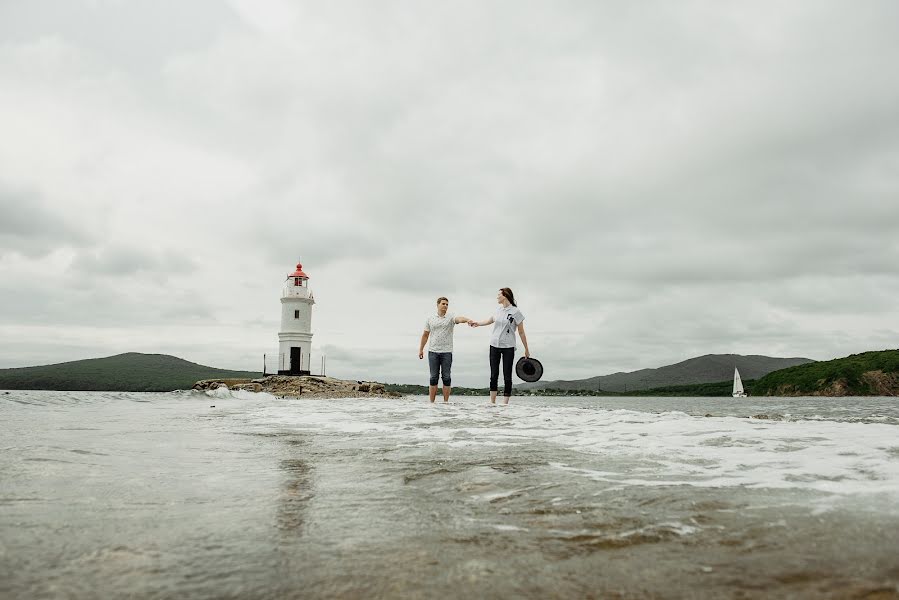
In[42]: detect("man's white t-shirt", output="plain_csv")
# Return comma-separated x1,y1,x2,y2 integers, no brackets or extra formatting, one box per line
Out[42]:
490,305,525,348
425,312,456,353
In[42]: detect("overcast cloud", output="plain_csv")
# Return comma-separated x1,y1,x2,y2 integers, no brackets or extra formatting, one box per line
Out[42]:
1,0,897,387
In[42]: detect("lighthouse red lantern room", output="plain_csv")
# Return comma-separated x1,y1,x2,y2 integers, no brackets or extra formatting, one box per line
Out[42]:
278,262,315,375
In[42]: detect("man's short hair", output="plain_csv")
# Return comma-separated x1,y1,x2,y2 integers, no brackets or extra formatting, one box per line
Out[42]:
437,296,449,304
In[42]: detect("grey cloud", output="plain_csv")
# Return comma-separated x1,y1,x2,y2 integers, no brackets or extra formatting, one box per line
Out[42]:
225,163,393,270
71,246,199,279
362,246,498,295
318,340,491,388
2,1,899,379
761,275,899,316
0,277,218,328
0,183,91,257
0,339,113,369
0,0,244,76
255,227,386,271
318,344,412,382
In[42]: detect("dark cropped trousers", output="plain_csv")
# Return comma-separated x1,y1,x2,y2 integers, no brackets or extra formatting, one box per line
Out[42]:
489,345,515,397
428,351,453,386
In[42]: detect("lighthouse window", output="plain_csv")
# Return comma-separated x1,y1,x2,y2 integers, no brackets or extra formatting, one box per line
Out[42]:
294,310,299,319
294,277,303,287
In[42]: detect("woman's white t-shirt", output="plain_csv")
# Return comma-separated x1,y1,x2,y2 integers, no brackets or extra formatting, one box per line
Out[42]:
490,305,524,348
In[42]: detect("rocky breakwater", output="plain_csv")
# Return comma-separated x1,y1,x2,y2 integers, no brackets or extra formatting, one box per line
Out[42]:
192,375,401,399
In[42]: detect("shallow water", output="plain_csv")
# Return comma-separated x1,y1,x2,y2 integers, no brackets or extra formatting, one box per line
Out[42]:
2,390,899,599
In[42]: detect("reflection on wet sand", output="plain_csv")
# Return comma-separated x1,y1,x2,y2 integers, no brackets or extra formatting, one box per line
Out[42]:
7,392,899,599
277,457,313,533
230,430,315,535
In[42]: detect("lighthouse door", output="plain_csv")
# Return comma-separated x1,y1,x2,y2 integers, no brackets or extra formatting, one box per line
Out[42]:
290,347,302,374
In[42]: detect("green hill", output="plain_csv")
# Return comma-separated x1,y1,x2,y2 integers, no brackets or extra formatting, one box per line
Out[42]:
518,354,813,392
750,349,899,396
389,351,898,398
0,353,260,392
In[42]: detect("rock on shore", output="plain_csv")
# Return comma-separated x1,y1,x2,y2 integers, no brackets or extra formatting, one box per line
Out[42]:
192,375,401,399
768,370,899,397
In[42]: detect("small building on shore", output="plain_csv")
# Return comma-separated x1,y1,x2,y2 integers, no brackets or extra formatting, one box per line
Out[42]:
278,262,315,375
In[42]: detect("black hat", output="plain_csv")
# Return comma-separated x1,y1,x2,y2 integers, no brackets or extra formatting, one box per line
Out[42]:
515,356,543,383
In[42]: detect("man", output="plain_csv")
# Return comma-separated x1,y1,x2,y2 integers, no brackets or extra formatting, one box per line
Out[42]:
419,297,471,403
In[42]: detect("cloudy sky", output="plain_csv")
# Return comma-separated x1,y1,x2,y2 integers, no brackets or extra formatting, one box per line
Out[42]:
1,0,898,387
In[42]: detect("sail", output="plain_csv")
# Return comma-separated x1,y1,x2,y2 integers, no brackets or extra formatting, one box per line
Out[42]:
733,367,744,396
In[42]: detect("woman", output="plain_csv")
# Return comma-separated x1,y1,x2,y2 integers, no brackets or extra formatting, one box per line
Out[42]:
469,287,530,405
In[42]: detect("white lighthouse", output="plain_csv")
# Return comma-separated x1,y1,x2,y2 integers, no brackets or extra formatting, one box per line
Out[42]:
278,262,315,375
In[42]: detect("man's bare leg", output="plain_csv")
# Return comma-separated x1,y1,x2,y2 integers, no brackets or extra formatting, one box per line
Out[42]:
429,385,438,403
503,396,511,405
489,391,497,404
442,386,451,403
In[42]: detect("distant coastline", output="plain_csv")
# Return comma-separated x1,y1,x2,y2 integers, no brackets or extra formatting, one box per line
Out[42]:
2,350,897,397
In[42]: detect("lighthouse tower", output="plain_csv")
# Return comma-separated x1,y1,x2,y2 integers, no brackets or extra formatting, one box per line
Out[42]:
278,262,315,375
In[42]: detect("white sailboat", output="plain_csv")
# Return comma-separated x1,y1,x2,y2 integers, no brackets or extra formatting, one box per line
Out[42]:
732,367,747,398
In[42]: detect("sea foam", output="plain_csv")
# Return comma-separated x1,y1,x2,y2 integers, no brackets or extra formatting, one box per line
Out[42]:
250,397,899,500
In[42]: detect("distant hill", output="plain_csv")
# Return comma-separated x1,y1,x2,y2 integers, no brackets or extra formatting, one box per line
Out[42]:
750,349,899,396
518,354,814,392
0,353,260,392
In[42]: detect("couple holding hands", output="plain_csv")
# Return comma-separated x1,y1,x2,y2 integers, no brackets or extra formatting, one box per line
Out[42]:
418,287,530,405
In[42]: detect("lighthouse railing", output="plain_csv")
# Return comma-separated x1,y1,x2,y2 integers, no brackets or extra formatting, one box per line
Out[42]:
281,286,312,299
263,352,326,377
263,353,278,376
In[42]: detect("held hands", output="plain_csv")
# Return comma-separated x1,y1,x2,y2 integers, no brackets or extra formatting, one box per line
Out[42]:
468,321,479,328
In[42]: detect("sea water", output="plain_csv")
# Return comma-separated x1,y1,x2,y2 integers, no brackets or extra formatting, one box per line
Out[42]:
2,390,898,599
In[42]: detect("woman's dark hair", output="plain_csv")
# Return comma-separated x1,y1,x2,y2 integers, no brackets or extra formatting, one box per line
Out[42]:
499,287,516,307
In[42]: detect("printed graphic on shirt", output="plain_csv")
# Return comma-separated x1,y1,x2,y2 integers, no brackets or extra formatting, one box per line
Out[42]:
489,306,524,348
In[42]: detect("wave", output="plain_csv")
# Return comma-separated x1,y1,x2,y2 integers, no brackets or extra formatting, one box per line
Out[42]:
250,398,899,500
